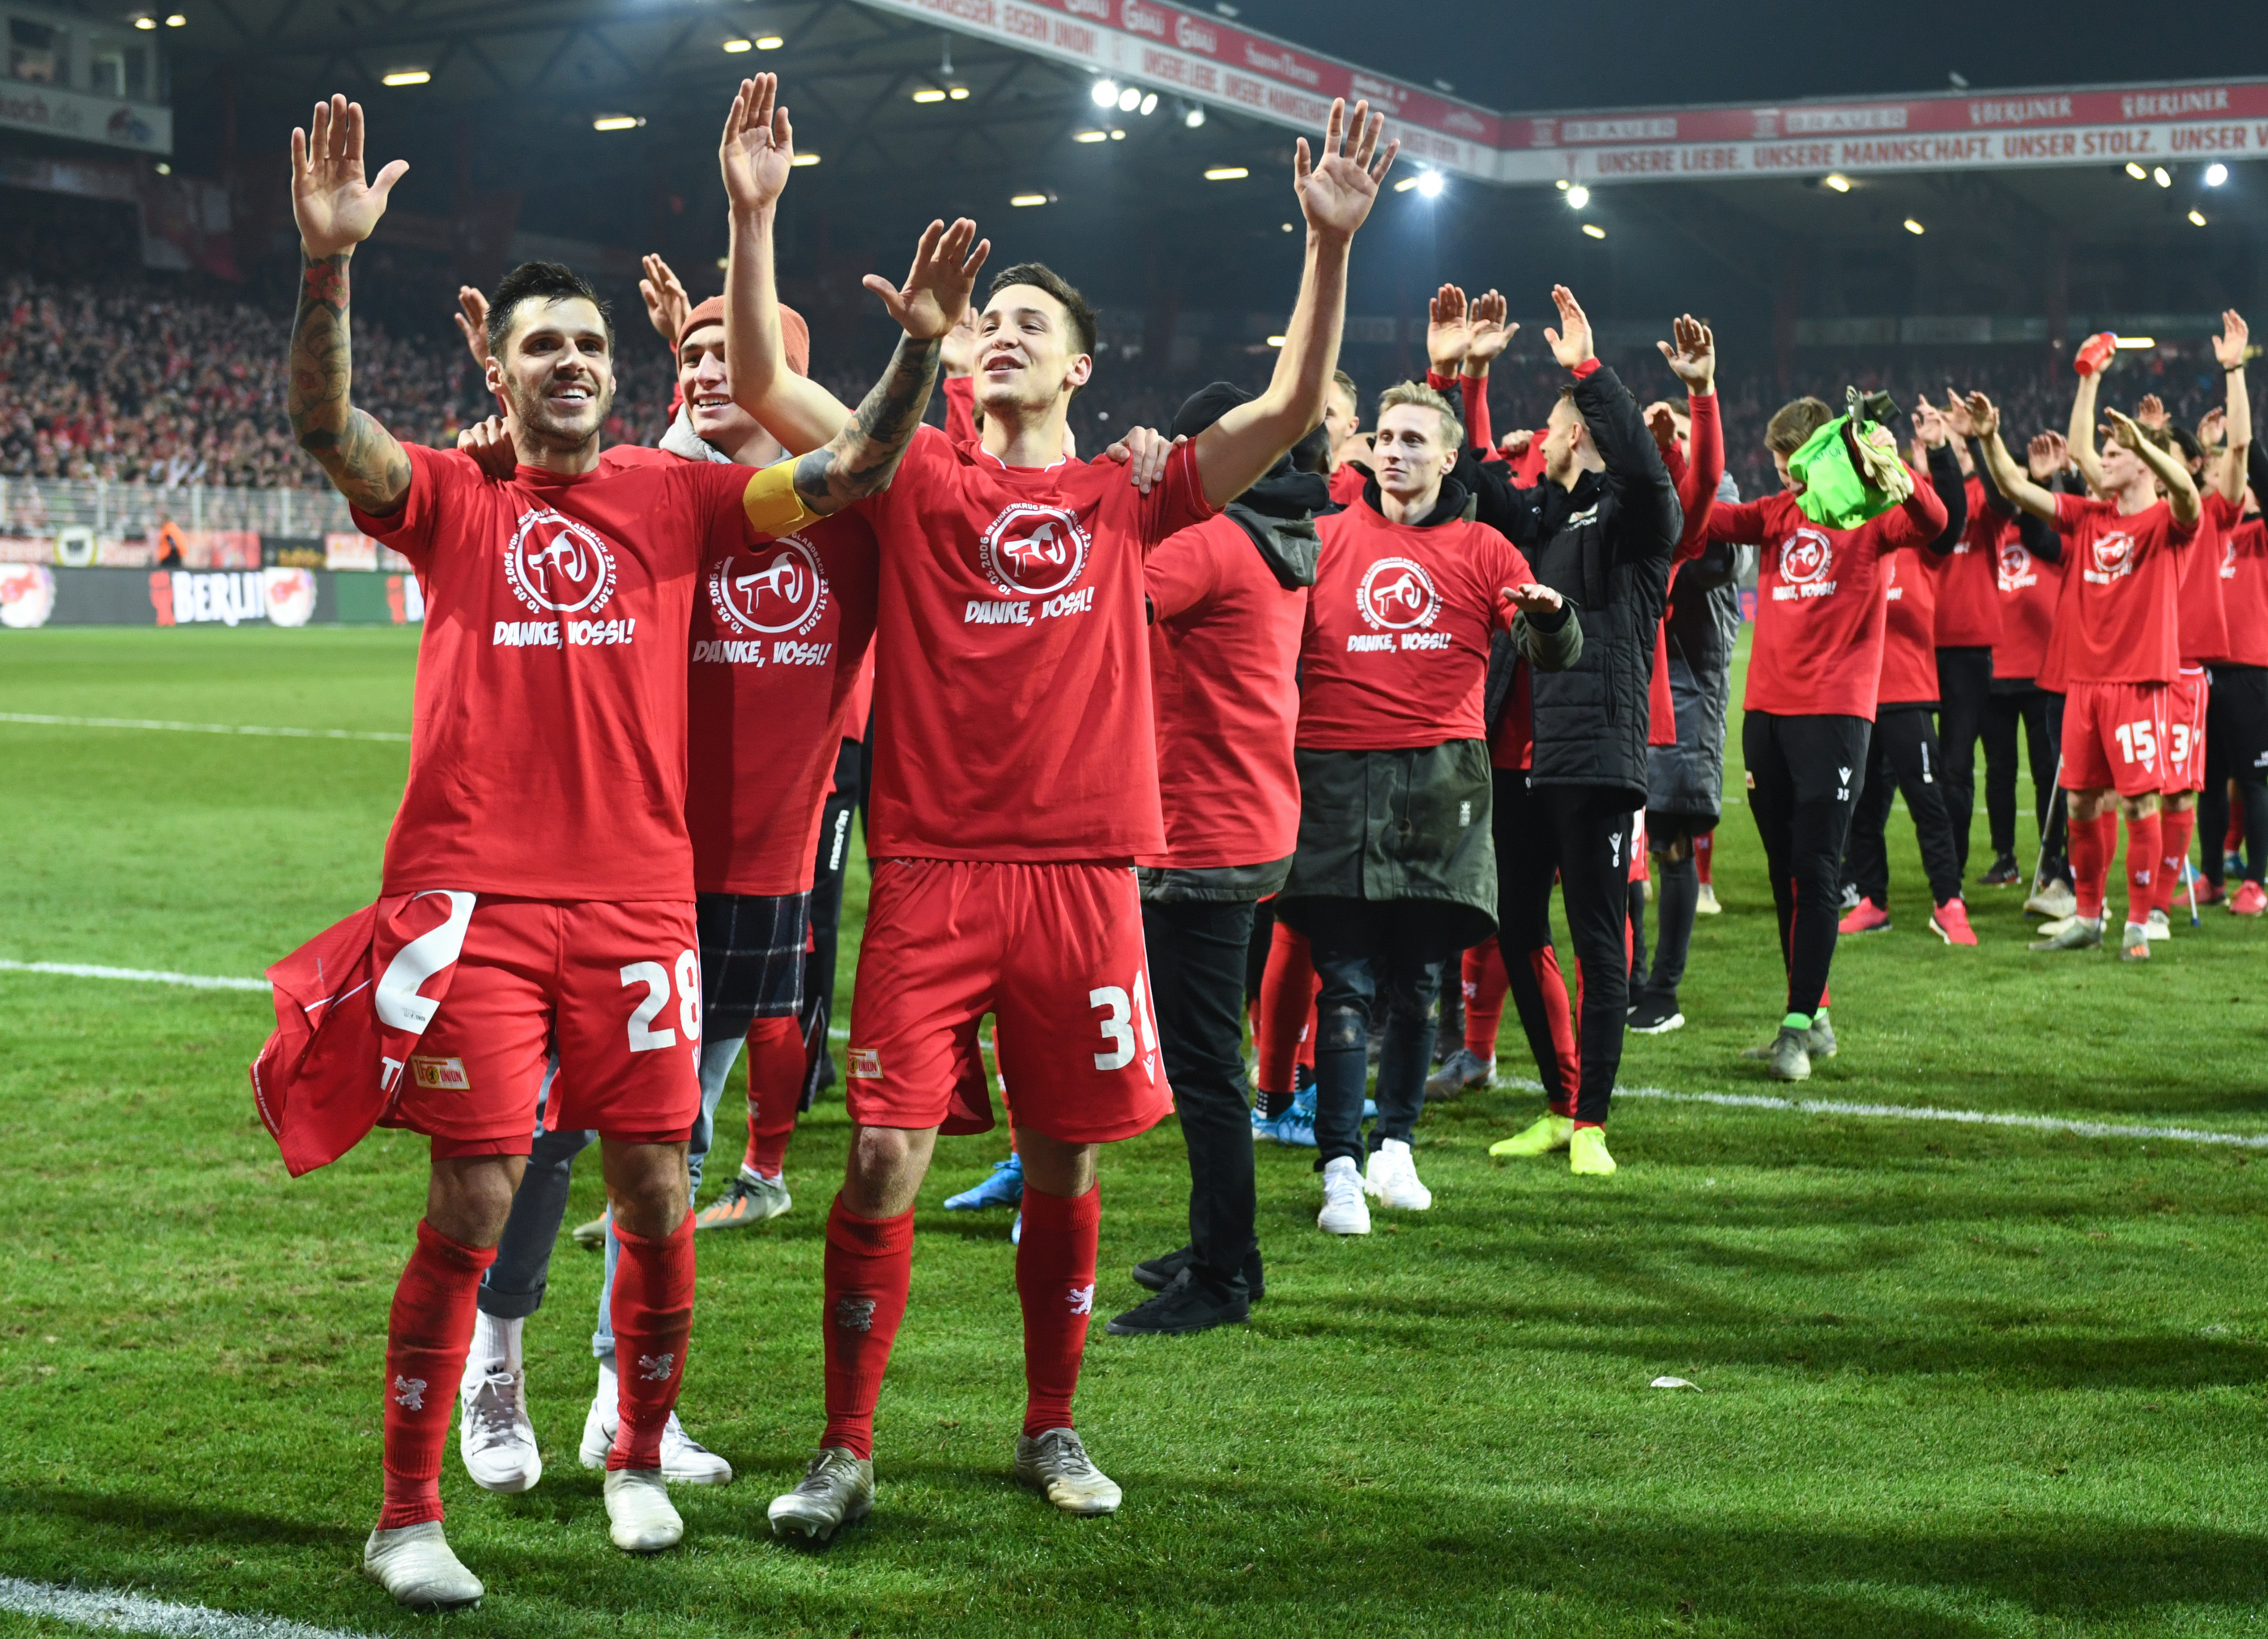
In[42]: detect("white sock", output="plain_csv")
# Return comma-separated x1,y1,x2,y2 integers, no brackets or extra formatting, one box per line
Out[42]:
594,1354,618,1422
467,1309,521,1378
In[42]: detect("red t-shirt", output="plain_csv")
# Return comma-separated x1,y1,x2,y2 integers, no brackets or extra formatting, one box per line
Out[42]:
855,425,1213,861
2219,513,2268,669
1711,482,1947,721
1143,514,1307,870
353,444,756,900
1990,530,2066,683
2178,490,2236,665
1296,497,1533,751
1878,546,1946,705
2040,493,2198,689
1933,476,2007,649
1328,462,1367,508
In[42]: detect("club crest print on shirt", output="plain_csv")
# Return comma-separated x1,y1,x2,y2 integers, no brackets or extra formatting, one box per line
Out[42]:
1357,556,1442,632
2087,530,2136,585
1774,528,1835,600
694,536,833,665
1998,539,2037,592
966,502,1098,624
495,507,634,648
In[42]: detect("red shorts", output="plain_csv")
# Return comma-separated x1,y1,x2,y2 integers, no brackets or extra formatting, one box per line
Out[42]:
2161,667,2208,792
845,859,1172,1144
2061,679,2171,798
390,897,703,1153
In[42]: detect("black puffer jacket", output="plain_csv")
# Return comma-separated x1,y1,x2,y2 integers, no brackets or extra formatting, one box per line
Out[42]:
1465,364,1682,810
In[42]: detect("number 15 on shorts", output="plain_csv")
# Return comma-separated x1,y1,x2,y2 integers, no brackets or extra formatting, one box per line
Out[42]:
2114,719,2159,767
1089,970,1159,1084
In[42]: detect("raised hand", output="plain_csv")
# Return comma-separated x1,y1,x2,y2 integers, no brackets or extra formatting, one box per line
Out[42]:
1500,428,1534,458
454,285,491,368
640,253,691,347
2212,309,2250,370
863,218,990,342
1912,396,1948,448
1501,581,1565,615
456,414,517,480
1467,288,1516,365
2199,407,2228,449
1940,391,1977,440
2027,431,2068,480
2136,394,2171,431
940,305,979,378
2104,406,2146,450
1962,391,2000,440
1655,312,1713,391
719,74,797,216
1426,283,1472,371
1644,401,1679,453
1294,97,1398,242
1544,284,1595,371
291,95,407,259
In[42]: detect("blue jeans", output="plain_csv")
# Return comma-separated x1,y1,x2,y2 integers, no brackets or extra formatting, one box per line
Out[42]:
475,1029,748,1357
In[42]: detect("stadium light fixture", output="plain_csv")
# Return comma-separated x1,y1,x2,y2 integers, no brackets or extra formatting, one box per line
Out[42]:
1074,130,1108,143
756,36,783,49
791,152,820,167
1139,92,1158,116
1416,171,1444,198
133,15,156,28
154,161,170,175
1111,129,1126,141
1204,166,1249,181
912,87,947,103
1565,185,1589,209
2125,161,2147,180
2152,166,2172,187
382,69,430,86
1903,217,1925,235
1823,172,1852,192
949,86,970,100
2114,335,2155,349
1184,105,1205,129
592,115,645,131
1092,79,1119,108
1554,177,1570,190
1011,193,1048,207
1581,223,1606,240
1267,335,1286,347
165,12,185,23
1394,176,1420,192
723,38,752,53
2189,210,2207,227
1118,86,1142,113
2205,163,2228,186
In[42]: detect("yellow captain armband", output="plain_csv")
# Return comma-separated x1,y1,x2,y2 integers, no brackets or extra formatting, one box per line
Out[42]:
743,458,814,537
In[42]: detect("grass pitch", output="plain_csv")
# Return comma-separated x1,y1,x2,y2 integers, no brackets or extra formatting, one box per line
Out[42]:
4,626,2268,1639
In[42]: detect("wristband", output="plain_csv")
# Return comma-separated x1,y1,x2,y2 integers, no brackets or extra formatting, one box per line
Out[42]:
1571,357,1601,381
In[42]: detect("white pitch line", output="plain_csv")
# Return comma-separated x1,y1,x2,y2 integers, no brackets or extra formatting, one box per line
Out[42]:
0,959,270,993
1503,1077,2268,1150
0,712,408,743
0,1576,375,1639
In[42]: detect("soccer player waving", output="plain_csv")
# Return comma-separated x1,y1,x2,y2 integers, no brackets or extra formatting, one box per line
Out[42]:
1970,384,2206,960
714,74,1393,1535
270,95,966,1607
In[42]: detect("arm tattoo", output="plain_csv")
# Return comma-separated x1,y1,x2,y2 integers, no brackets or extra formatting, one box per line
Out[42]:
287,249,411,514
792,334,941,513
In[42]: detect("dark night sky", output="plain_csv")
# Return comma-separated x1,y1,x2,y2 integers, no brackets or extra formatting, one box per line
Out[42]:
1224,0,2268,112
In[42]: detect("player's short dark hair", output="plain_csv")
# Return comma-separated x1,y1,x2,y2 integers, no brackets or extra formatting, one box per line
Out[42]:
1766,395,1834,456
487,261,614,356
987,262,1097,361
2166,422,2203,466
1290,422,1331,473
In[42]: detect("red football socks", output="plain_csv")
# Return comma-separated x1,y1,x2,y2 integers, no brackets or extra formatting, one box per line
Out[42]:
1462,939,1509,1059
1694,829,1713,885
2123,811,2162,928
1255,920,1317,1113
821,1198,914,1459
2157,807,2195,917
2071,811,2114,921
607,1212,695,1471
379,1219,496,1529
740,1015,807,1178
1528,947,1579,1116
1015,1182,1099,1437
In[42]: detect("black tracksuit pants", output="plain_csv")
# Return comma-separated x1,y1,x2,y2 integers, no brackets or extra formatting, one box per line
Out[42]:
1140,898,1263,1301
1297,900,1449,1170
2199,663,2268,889
1982,683,2066,872
1744,710,1870,1020
1495,772,1635,1126
1639,815,1704,1008
1934,646,1993,878
1844,704,1963,909
798,734,865,1106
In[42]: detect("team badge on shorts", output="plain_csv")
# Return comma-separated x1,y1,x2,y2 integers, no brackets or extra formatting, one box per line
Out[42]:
409,1055,471,1091
846,1047,883,1079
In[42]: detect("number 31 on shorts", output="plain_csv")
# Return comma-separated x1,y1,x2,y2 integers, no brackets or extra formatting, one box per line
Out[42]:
620,950,702,1052
1089,970,1160,1083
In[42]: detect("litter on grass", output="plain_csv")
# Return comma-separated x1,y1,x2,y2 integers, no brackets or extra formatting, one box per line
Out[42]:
1651,1377,1702,1390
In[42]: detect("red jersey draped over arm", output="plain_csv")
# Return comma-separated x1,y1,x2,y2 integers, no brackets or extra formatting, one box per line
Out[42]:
685,511,880,895
2039,494,2198,689
1144,515,1308,870
1295,500,1533,750
855,425,1213,862
351,443,753,900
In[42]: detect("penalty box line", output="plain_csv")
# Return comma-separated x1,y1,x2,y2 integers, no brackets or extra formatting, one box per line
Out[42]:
0,1575,377,1639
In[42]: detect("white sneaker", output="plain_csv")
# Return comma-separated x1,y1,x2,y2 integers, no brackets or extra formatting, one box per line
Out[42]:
602,1467,683,1552
2026,879,2078,919
1014,1428,1122,1516
1362,1137,1433,1211
458,1367,542,1493
1317,1156,1371,1235
362,1522,482,1608
1694,883,1722,915
579,1369,733,1485
2145,908,2172,941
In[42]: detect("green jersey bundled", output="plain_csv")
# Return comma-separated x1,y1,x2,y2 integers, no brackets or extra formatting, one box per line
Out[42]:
1788,389,1915,530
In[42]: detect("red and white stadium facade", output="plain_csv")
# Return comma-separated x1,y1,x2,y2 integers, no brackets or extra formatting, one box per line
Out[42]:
860,0,2268,187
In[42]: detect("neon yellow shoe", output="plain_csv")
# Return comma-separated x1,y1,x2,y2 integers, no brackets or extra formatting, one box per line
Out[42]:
1568,1126,1617,1176
1488,1114,1575,1158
